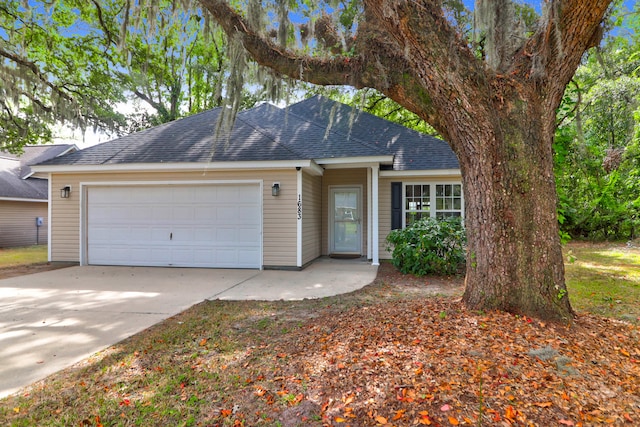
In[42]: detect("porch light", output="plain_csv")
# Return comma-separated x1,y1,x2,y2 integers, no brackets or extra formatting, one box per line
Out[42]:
271,182,280,197
60,185,71,199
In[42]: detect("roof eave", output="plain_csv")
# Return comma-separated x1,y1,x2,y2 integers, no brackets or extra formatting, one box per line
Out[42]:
31,160,317,174
379,168,461,177
0,196,47,203
314,155,394,169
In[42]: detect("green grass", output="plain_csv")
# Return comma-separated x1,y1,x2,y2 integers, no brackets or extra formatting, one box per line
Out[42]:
0,245,48,268
564,242,640,322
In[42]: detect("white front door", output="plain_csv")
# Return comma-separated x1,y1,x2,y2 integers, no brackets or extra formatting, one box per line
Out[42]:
329,187,362,254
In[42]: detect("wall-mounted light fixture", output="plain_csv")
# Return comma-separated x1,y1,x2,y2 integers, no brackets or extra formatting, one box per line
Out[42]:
60,185,71,199
271,182,280,197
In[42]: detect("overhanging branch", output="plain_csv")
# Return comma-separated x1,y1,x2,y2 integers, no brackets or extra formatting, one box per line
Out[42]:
0,47,75,103
199,0,365,88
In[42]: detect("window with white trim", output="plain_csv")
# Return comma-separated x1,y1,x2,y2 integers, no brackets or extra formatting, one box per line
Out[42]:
435,184,463,219
402,183,463,227
404,184,430,226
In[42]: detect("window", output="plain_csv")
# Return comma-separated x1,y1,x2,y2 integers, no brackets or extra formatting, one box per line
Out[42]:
404,184,430,226
399,183,463,227
435,184,462,218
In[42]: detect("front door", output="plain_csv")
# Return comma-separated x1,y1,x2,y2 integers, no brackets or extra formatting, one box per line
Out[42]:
330,187,362,254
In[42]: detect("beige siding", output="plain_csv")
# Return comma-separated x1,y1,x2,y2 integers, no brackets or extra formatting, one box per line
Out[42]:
377,175,463,260
321,169,368,256
301,171,322,264
50,169,298,267
378,177,393,260
0,201,48,247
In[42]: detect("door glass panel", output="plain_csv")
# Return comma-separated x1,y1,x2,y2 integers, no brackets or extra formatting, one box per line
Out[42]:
332,189,360,253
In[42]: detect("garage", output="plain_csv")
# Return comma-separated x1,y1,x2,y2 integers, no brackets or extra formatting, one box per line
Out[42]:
85,184,261,268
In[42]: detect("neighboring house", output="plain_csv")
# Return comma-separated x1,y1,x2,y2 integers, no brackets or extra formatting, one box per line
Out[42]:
32,96,462,269
0,144,76,248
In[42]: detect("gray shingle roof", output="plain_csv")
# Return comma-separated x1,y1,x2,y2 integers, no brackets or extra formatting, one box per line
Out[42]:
0,145,75,200
288,96,459,171
37,97,459,171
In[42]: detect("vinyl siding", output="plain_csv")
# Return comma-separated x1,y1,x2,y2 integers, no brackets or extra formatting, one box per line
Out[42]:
49,169,297,267
0,200,48,247
321,169,368,256
301,171,322,264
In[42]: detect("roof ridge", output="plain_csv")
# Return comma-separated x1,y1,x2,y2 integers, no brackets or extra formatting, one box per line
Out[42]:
286,99,391,156
93,109,222,164
236,106,309,159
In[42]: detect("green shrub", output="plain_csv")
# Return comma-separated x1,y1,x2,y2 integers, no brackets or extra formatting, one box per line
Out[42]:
386,216,466,276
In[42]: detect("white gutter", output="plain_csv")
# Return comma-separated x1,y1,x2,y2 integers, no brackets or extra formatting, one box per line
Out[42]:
316,155,394,167
0,197,47,203
31,160,317,174
380,168,461,177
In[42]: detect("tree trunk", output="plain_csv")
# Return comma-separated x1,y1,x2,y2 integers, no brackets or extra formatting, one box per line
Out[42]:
458,88,574,321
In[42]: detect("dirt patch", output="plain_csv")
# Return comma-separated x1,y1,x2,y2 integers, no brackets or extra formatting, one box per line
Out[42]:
0,262,75,280
375,261,464,297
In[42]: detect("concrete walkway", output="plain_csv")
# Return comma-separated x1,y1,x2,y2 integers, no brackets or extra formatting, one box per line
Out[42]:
0,258,377,398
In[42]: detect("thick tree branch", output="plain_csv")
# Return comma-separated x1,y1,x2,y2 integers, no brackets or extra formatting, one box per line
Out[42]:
199,0,364,88
133,89,169,119
362,0,491,147
518,0,612,109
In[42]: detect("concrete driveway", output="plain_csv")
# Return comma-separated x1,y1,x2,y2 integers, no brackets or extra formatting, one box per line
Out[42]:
0,258,377,398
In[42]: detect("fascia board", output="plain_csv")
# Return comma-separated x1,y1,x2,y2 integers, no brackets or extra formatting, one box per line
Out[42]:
31,160,315,174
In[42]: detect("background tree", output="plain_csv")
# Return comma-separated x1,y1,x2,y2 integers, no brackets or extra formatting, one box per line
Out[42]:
555,7,640,241
0,0,262,149
0,0,126,151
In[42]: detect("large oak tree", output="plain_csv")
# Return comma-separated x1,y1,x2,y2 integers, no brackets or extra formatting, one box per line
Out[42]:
198,0,613,321
2,0,614,321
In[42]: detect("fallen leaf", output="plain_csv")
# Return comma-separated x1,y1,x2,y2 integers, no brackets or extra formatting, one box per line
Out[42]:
559,420,575,426
534,401,553,408
440,404,452,412
375,415,388,424
199,338,207,346
448,416,460,425
392,409,405,420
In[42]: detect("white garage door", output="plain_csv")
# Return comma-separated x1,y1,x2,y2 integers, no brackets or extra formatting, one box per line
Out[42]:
86,184,261,268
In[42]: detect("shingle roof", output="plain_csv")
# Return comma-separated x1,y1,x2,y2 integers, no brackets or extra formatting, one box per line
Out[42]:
37,97,459,171
0,145,75,200
288,96,459,170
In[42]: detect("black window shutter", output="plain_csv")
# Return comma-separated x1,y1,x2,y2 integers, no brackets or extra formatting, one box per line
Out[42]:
391,182,402,230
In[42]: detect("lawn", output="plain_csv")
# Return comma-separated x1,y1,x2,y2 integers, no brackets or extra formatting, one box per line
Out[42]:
0,243,638,426
565,242,640,322
0,245,48,268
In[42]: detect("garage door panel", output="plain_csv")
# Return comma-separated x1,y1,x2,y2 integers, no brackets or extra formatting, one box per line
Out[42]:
87,184,261,268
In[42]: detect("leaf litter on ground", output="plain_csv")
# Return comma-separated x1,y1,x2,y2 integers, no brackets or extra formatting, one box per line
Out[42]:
1,262,638,426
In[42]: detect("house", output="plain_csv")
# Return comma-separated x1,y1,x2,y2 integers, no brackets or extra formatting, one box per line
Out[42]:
31,96,462,269
0,144,76,248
